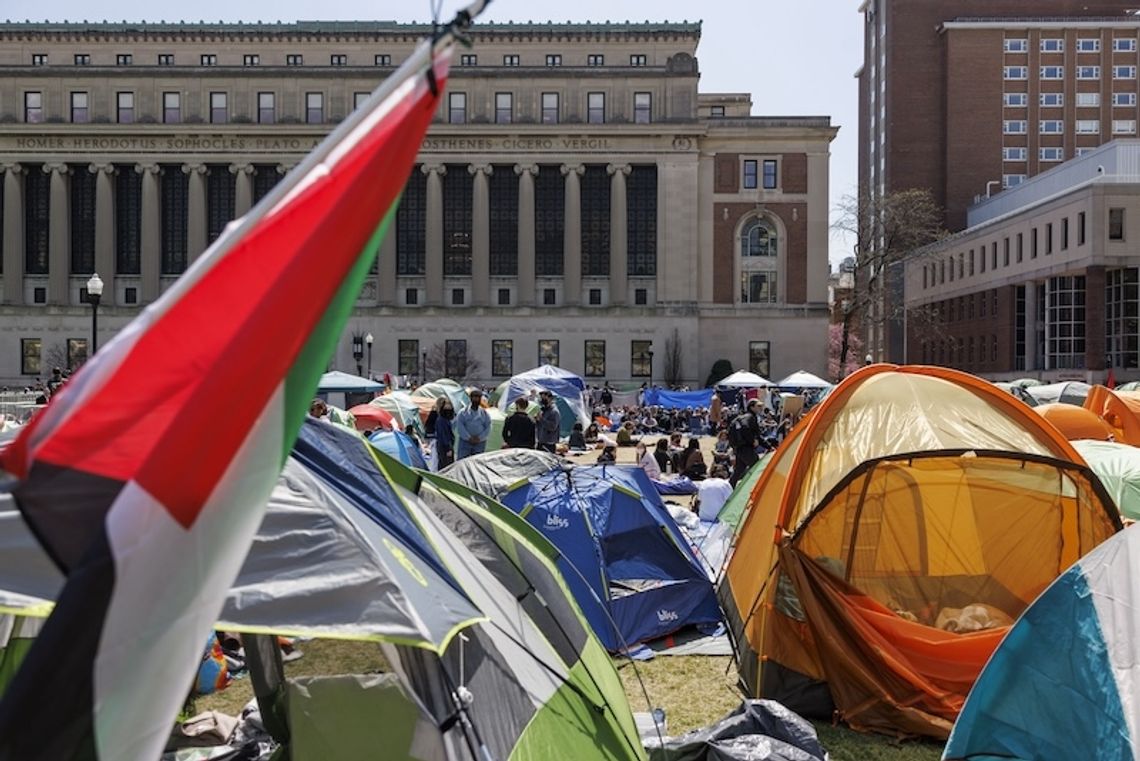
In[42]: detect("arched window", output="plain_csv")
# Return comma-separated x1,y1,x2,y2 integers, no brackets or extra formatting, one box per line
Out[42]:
740,216,779,304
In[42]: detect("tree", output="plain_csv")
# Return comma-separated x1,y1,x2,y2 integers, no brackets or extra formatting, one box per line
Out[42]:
828,322,863,381
423,342,483,382
704,359,734,389
662,328,684,388
833,188,947,377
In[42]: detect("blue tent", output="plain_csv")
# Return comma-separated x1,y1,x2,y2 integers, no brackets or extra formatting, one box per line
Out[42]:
499,463,722,651
495,365,590,437
369,429,427,469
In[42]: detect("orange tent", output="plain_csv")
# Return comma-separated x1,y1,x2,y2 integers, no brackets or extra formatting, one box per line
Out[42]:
720,365,1120,739
1085,385,1140,445
1034,403,1114,441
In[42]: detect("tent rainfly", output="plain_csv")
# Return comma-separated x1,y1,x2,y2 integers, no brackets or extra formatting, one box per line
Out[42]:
716,371,774,388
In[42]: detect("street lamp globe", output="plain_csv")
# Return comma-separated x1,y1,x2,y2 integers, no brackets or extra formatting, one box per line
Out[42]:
86,273,104,302
364,333,374,380
87,273,104,356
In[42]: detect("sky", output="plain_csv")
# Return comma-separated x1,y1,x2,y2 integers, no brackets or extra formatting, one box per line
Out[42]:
24,0,863,267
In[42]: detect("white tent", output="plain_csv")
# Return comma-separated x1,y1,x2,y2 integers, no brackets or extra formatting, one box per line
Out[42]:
716,370,774,387
777,370,833,389
317,370,384,393
1026,381,1091,406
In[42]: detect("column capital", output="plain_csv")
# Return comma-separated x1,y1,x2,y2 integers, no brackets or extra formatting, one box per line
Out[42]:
88,162,116,175
42,162,70,175
560,163,585,177
513,163,538,176
135,163,161,175
275,163,294,175
606,163,632,176
181,163,208,175
467,163,493,176
228,163,255,176
1,162,25,176
422,163,447,176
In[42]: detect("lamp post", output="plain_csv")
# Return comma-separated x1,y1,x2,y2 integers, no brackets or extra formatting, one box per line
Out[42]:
647,348,654,386
352,334,364,377
365,333,374,380
86,273,104,357
421,350,428,385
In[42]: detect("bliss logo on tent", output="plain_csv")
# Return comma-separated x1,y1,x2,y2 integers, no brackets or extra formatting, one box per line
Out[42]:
657,609,679,623
545,514,570,530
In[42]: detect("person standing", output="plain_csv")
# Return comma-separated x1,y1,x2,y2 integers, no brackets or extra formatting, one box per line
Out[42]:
455,389,491,460
435,402,456,470
728,399,763,486
502,396,536,449
534,390,561,453
709,391,723,432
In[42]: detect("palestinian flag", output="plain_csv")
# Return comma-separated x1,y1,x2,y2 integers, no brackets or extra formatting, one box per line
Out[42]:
0,39,449,761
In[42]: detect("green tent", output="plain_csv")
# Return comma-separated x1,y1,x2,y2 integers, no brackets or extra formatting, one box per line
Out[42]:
717,452,775,532
1072,439,1140,520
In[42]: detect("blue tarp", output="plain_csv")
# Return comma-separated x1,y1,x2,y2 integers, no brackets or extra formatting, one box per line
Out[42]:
642,388,715,409
499,464,722,650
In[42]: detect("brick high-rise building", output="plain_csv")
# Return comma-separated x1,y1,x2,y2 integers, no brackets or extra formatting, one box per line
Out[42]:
857,0,1139,362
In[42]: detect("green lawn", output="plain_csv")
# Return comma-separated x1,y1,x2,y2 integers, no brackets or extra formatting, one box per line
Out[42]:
198,640,945,760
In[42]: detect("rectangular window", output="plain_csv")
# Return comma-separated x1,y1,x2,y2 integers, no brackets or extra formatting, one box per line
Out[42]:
1040,147,1064,161
1078,38,1101,52
1004,147,1028,161
633,92,651,124
1078,66,1101,79
587,54,604,66
502,54,519,67
541,92,559,124
1032,228,1039,258
1115,92,1137,106
67,338,88,370
584,340,606,377
1076,119,1101,134
330,54,347,66
257,92,275,124
587,92,605,124
749,341,771,378
162,91,181,123
1111,208,1125,240
1017,233,1024,262
375,54,391,66
31,53,47,66
448,92,466,124
630,54,647,66
743,159,758,189
538,339,559,367
495,92,512,124
1116,65,1137,79
634,288,648,305
1004,238,1010,266
157,53,174,66
546,54,561,67
397,340,419,376
70,92,89,123
460,54,477,66
1077,92,1101,107
1004,38,1028,53
1040,120,1064,134
243,54,259,66
1040,92,1064,107
21,339,41,376
200,54,216,66
762,159,778,189
543,288,556,305
492,340,513,377
286,54,303,66
1042,38,1064,52
1046,222,1054,254
1003,120,1027,134
1004,174,1027,188
497,288,511,306
353,92,370,110
117,91,134,123
445,340,468,379
24,91,43,123
209,92,227,124
1004,66,1028,80
451,288,465,306
1079,212,1087,245
1005,92,1028,107
710,105,725,117
1115,38,1138,52
117,53,133,65
1041,65,1064,79
631,340,652,377
305,92,324,124
1115,119,1138,134
74,53,90,65
405,288,419,305
588,288,602,305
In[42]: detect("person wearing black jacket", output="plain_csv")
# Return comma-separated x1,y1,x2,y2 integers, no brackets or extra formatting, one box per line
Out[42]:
729,399,763,486
502,396,536,449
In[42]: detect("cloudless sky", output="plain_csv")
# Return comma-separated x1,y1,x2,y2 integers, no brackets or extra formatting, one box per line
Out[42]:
23,0,861,266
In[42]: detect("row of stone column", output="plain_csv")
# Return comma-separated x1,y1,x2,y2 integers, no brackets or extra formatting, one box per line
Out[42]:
0,162,282,306
386,161,635,308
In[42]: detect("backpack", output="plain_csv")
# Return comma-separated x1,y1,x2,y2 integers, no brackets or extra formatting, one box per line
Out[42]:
728,413,753,448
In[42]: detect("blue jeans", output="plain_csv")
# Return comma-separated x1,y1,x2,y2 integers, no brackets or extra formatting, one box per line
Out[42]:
457,439,487,460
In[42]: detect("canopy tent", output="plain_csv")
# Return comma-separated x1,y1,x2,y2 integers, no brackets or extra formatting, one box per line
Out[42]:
642,388,715,409
1026,380,1091,406
496,365,590,436
717,371,774,388
0,419,645,761
1072,439,1140,521
720,364,1120,739
347,404,396,433
317,370,385,393
944,524,1140,761
776,371,832,389
499,463,722,651
1034,402,1114,441
1085,385,1140,445
368,429,427,469
441,448,563,499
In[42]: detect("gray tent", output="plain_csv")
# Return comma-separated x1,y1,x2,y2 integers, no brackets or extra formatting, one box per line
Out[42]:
440,448,563,499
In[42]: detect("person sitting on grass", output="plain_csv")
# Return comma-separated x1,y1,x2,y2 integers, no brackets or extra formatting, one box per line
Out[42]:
596,444,617,464
584,421,601,446
679,438,708,480
636,440,661,480
568,422,588,451
615,420,640,447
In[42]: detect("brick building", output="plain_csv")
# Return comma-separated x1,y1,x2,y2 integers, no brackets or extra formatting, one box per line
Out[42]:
0,21,837,386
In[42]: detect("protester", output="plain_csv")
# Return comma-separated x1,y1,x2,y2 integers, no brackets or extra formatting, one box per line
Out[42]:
653,439,671,474
502,396,536,449
615,420,639,447
636,440,661,480
584,421,601,446
435,402,456,469
455,389,491,460
568,422,588,451
308,398,329,419
695,464,734,521
596,444,617,464
535,390,561,453
679,438,707,479
728,399,763,486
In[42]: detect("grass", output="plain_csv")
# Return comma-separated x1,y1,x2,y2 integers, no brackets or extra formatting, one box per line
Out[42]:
198,640,945,760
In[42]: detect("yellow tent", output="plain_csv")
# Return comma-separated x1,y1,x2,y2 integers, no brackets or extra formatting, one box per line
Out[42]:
720,364,1120,739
